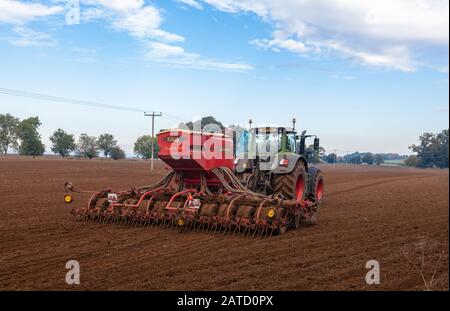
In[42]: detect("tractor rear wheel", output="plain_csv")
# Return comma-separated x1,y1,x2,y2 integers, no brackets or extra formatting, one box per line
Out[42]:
272,160,308,201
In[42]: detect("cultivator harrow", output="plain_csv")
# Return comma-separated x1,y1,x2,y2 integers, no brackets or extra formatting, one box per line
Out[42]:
64,129,320,237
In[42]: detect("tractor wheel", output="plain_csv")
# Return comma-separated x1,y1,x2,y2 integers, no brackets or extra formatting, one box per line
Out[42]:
307,168,325,204
272,160,308,201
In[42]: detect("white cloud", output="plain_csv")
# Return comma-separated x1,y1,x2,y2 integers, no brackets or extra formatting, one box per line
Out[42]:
81,8,106,22
250,37,311,54
177,0,203,10
0,0,63,24
146,41,253,71
333,74,356,80
82,0,144,12
113,6,184,42
11,27,56,47
200,0,449,71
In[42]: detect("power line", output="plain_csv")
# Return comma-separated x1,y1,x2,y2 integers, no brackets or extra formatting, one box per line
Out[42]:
0,87,146,113
0,87,186,122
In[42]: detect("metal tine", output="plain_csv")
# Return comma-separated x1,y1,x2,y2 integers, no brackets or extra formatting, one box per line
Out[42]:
223,224,228,235
233,224,240,235
170,218,175,229
261,225,269,239
259,226,266,239
247,226,253,237
252,224,259,238
260,226,267,239
149,218,156,228
142,217,148,227
264,227,270,239
227,224,234,235
257,227,263,239
189,220,195,231
210,223,217,233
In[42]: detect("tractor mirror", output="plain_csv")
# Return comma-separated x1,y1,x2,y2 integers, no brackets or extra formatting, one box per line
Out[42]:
314,138,320,151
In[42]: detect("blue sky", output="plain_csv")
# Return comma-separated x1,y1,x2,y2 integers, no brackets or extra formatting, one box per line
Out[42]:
0,0,448,155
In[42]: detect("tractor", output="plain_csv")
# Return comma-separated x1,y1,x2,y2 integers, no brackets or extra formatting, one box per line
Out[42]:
64,120,325,237
233,124,324,227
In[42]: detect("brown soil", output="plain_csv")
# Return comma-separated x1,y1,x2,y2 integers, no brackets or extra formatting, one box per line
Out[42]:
0,156,448,291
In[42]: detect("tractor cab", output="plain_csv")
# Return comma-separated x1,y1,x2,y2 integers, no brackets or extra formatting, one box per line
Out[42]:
235,126,320,165
233,121,323,206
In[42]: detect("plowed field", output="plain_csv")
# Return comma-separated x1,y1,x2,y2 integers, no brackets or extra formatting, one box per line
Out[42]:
0,157,448,290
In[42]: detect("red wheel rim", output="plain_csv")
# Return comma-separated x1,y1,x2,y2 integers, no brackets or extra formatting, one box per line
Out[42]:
316,179,324,201
295,174,305,202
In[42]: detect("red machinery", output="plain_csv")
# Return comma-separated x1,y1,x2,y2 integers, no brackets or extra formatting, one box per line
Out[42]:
64,129,319,237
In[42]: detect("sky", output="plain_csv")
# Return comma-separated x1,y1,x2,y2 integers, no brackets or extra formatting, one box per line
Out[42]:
0,0,448,156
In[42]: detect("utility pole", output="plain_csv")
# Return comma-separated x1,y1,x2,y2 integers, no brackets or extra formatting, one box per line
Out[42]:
144,112,162,173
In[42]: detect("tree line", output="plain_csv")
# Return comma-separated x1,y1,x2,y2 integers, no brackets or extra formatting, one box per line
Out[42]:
323,130,448,169
405,129,448,168
2,113,448,168
0,113,159,160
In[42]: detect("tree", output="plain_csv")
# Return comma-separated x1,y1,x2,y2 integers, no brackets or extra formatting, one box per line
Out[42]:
306,145,325,163
98,133,117,158
344,152,362,164
374,154,384,165
183,116,225,132
110,146,126,160
362,153,375,165
410,130,449,168
0,113,19,154
76,134,98,159
134,135,159,159
49,129,76,157
326,153,338,164
17,117,45,157
404,155,419,167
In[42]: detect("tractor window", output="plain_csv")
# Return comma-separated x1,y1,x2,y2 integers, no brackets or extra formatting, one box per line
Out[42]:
255,130,281,155
287,133,296,153
236,130,249,154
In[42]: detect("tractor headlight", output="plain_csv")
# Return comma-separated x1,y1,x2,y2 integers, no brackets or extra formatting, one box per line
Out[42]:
266,208,276,219
64,194,73,204
176,217,186,227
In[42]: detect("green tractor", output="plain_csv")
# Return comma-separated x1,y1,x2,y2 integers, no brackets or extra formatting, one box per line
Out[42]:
233,121,324,226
